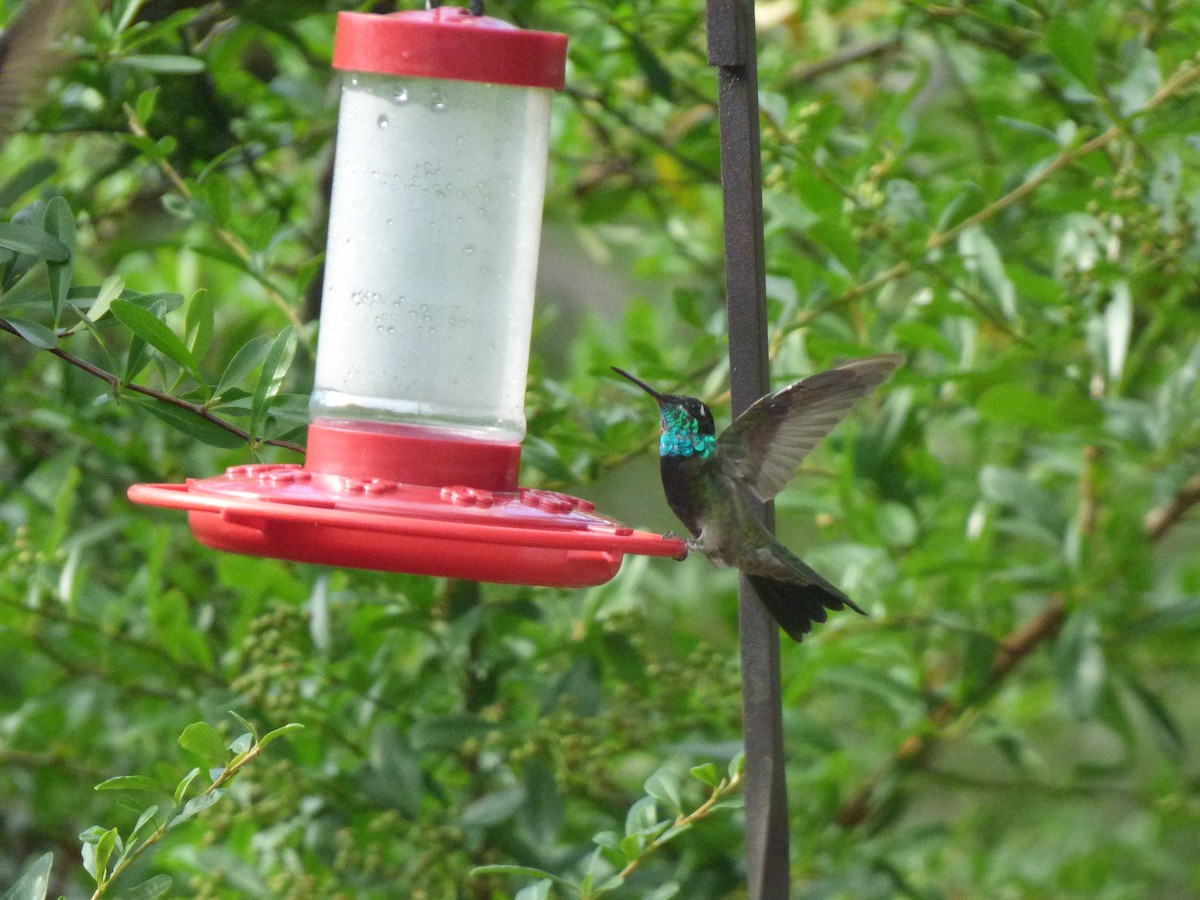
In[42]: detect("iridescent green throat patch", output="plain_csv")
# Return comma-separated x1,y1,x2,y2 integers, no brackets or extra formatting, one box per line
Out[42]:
659,407,715,458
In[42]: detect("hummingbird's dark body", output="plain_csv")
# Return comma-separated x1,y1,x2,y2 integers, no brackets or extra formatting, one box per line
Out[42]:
615,355,903,642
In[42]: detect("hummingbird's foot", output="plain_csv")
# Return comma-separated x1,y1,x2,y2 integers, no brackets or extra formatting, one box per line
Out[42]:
661,531,690,560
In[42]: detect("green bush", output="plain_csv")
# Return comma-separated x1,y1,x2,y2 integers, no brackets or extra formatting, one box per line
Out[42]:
2,0,1199,897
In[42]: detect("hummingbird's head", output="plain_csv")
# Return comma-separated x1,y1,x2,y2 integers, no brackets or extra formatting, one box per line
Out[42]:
612,367,716,458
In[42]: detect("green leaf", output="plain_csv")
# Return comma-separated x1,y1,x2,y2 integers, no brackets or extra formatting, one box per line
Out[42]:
656,821,693,845
0,222,69,260
94,828,118,883
0,159,57,211
0,852,53,900
131,396,247,449
1,316,57,349
513,881,553,900
173,768,200,805
124,325,151,383
110,298,200,380
411,714,490,751
119,54,206,74
178,722,228,764
250,327,297,434
259,722,303,748
135,87,160,126
794,167,843,218
728,751,745,780
167,790,223,829
979,465,1062,530
521,759,563,843
710,795,745,811
1053,612,1105,719
95,776,171,798
213,335,271,402
460,786,526,829
957,225,1016,320
88,274,125,323
976,384,1062,431
522,435,576,483
624,795,659,836
470,865,576,892
227,710,259,740
958,631,997,704
810,218,860,269
875,501,919,548
81,827,118,884
111,875,172,900
644,768,683,814
185,289,214,361
1122,674,1185,760
1045,19,1097,90
227,732,253,755
126,806,160,844
619,832,645,860
78,825,110,844
197,176,233,226
642,884,682,900
1104,283,1132,384
42,197,75,326
627,31,674,100
592,830,621,851
588,874,627,895
689,763,721,787
195,146,243,185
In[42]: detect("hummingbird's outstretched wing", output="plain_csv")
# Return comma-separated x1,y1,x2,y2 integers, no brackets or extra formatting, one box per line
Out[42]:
716,354,903,502
0,0,75,149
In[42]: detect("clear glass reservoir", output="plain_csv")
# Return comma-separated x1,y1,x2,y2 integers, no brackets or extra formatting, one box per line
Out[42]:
309,10,566,444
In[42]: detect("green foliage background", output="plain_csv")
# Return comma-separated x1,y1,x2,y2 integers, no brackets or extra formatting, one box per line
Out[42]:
2,0,1200,897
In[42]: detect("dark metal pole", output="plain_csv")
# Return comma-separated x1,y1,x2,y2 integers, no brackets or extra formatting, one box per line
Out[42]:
705,0,790,896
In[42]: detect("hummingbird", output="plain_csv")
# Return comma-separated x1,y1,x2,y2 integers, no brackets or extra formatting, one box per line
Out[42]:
613,355,903,642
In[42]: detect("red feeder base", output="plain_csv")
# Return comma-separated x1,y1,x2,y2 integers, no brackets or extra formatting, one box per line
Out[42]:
127,421,686,587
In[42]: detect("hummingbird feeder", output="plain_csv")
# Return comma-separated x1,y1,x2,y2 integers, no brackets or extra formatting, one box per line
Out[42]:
128,6,686,586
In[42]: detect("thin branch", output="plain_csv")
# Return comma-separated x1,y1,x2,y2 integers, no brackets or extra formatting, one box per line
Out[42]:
614,769,744,885
785,36,903,85
122,103,314,354
563,85,719,182
922,765,1144,799
1078,445,1101,538
91,724,295,899
29,631,188,703
0,592,221,684
836,594,1067,829
0,319,305,453
785,54,1200,336
1144,472,1200,542
0,748,108,783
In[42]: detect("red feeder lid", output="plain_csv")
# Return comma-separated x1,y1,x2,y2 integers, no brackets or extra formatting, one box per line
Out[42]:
333,8,568,90
127,424,686,588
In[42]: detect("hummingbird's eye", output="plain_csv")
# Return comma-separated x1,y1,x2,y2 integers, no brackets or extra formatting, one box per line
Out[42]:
688,400,713,433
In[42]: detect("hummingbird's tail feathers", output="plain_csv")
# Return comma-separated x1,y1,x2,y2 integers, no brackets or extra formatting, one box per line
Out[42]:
746,572,866,643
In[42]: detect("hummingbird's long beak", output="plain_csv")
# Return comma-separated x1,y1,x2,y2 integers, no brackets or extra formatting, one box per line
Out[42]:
612,367,665,403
